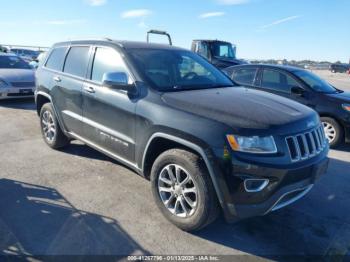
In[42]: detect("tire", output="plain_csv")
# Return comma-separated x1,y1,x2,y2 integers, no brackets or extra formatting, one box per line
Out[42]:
40,103,69,149
321,117,343,148
150,149,220,232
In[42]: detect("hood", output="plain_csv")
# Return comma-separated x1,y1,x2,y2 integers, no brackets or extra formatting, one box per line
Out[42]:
0,69,35,83
325,91,350,103
162,87,318,133
212,57,248,69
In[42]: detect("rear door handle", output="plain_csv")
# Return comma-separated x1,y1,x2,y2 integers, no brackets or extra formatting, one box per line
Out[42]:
84,86,95,94
53,76,61,82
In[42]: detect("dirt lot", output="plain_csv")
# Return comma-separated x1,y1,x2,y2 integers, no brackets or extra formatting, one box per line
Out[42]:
313,70,350,91
0,71,349,260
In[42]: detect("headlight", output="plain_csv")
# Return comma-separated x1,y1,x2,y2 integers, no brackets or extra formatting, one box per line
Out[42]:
227,135,277,154
342,104,350,112
0,79,8,88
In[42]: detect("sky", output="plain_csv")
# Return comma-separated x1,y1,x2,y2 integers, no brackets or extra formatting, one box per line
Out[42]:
0,0,349,62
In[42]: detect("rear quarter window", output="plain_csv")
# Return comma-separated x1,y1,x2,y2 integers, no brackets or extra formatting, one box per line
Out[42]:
45,47,68,71
232,68,257,86
63,46,90,78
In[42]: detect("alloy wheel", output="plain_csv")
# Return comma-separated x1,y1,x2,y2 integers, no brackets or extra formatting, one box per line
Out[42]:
42,110,56,143
158,164,198,218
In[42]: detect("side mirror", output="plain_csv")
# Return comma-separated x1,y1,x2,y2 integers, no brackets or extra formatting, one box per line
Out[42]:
291,86,305,96
102,72,135,92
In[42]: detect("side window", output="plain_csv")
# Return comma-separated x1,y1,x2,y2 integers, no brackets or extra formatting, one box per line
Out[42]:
63,46,90,78
91,47,131,83
232,68,257,86
45,47,68,71
196,42,209,59
262,69,293,93
222,67,234,77
286,74,300,89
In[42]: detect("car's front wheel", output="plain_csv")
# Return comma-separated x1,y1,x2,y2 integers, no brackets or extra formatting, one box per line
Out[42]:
321,117,343,148
40,103,69,149
150,149,219,231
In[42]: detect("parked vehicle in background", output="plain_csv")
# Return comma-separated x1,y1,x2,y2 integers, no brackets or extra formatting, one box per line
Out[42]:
329,63,350,73
0,53,35,99
10,48,41,63
146,30,247,70
223,64,350,147
35,39,328,231
191,40,247,69
29,52,47,69
0,45,8,53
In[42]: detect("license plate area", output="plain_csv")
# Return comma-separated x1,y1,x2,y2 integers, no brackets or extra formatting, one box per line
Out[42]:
20,89,32,94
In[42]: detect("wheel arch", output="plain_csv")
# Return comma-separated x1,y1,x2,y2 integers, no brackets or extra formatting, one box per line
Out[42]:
35,91,68,135
35,92,52,116
141,133,227,210
319,113,345,133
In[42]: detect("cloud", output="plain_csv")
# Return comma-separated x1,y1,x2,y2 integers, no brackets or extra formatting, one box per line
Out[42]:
87,0,106,6
46,19,87,25
121,9,153,19
261,15,301,29
199,12,225,19
216,0,249,5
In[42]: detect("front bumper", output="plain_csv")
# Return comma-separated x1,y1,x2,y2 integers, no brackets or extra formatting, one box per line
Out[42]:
342,122,350,143
0,87,35,100
211,148,329,222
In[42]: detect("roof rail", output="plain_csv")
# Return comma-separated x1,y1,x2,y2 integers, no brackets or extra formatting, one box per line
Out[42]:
147,30,172,46
65,37,114,42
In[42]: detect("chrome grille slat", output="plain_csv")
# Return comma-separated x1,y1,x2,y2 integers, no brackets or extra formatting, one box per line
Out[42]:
307,132,316,156
286,125,327,163
301,134,310,158
313,130,321,152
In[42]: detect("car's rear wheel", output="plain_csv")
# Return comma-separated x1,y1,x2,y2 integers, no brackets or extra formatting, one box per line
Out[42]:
150,149,219,232
40,103,69,149
321,117,343,148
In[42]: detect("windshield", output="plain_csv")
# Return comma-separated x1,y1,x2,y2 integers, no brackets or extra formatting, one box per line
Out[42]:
294,70,338,93
211,42,236,59
0,56,31,69
127,49,235,92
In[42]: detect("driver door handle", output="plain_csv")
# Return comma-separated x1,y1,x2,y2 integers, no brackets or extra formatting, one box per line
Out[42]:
53,76,61,82
84,86,95,94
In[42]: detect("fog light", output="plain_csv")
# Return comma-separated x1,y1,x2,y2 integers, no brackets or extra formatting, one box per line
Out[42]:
244,179,269,192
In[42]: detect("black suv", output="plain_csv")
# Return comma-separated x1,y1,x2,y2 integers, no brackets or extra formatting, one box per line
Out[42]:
35,40,329,231
224,64,350,148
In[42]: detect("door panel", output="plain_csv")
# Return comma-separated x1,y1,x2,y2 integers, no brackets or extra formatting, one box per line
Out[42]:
82,47,136,162
50,46,91,134
82,84,136,162
51,74,84,133
258,68,316,108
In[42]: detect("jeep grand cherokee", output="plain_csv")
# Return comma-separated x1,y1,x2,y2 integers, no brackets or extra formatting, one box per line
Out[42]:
35,40,329,231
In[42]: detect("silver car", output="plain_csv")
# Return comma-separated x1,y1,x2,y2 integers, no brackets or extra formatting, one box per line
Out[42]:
0,53,35,99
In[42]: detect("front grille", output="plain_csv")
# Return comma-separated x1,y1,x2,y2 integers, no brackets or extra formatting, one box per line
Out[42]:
11,82,35,88
286,125,327,162
7,92,34,97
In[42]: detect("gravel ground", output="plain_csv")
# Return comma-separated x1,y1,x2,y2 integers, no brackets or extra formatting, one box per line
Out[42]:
0,70,349,260
312,70,350,91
